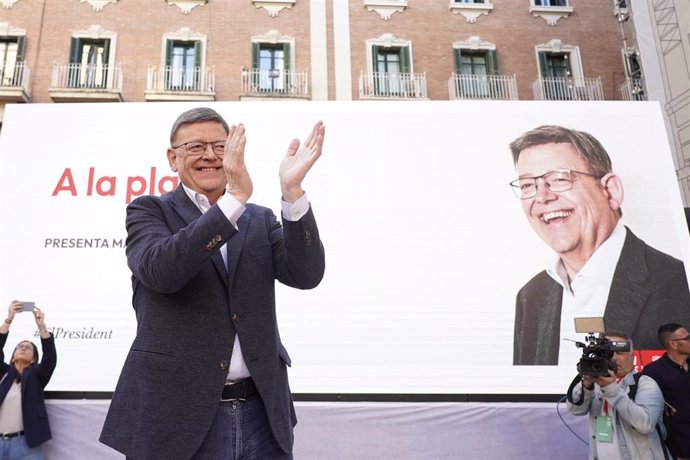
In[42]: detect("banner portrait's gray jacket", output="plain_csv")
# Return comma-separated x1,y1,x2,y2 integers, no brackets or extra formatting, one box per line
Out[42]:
514,228,690,365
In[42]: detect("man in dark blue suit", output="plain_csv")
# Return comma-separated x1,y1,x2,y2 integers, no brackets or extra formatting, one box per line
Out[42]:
100,107,326,459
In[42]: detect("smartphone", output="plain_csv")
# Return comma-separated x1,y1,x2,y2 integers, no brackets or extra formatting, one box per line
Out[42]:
19,301,35,312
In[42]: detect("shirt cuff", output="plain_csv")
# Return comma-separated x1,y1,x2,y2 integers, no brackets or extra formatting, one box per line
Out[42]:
281,193,309,221
217,193,246,227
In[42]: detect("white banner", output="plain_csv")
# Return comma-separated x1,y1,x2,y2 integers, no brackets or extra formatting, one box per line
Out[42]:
0,100,687,394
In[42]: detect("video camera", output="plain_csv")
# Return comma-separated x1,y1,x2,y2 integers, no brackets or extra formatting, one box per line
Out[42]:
575,333,630,377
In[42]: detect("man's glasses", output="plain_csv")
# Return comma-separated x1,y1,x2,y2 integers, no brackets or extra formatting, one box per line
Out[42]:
509,169,601,200
172,141,226,157
671,334,690,342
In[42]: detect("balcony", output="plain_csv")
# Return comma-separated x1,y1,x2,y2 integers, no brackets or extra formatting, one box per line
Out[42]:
620,78,646,101
532,76,604,101
49,63,123,102
0,61,30,103
144,65,215,101
448,73,518,100
239,68,310,100
359,71,428,100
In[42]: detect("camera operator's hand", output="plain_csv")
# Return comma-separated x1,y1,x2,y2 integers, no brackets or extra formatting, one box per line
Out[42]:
594,370,617,388
581,375,595,391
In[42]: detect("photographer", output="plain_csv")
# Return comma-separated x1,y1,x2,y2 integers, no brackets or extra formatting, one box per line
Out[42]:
0,300,56,459
567,330,668,459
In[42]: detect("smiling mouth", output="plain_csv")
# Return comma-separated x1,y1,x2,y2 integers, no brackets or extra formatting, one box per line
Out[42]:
541,210,571,223
197,167,220,172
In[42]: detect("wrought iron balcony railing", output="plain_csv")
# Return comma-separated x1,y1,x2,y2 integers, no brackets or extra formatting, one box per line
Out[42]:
532,76,604,101
0,60,30,102
145,65,215,100
448,73,518,100
359,71,428,99
240,68,309,98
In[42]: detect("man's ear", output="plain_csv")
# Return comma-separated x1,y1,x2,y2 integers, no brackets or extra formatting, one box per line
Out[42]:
601,172,624,211
167,148,178,172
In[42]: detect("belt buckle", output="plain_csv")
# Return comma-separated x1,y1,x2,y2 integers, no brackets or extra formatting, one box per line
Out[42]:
220,381,246,403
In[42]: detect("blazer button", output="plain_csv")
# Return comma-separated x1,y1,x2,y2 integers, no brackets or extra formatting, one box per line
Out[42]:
231,314,240,322
304,229,312,246
219,360,229,370
213,234,222,243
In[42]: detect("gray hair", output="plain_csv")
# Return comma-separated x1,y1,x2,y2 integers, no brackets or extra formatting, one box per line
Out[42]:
169,107,230,145
509,125,613,177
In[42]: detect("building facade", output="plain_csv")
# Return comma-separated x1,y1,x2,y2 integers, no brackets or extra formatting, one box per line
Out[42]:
628,0,690,203
4,0,680,194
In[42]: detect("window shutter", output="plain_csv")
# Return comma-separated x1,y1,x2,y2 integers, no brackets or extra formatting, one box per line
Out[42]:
487,50,498,75
194,41,202,68
453,48,462,74
15,36,26,61
537,51,548,77
282,43,290,71
102,39,111,63
371,45,379,72
400,46,411,74
69,37,81,64
165,40,174,67
252,42,260,70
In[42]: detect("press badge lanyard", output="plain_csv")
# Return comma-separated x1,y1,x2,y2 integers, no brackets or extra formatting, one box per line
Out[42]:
596,378,623,442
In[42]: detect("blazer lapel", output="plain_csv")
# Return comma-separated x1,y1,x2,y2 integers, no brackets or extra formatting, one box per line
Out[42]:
225,212,251,288
536,280,563,365
604,227,650,334
169,186,229,286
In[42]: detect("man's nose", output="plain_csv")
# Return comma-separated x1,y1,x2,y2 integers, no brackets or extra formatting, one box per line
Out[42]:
201,143,217,159
534,178,557,203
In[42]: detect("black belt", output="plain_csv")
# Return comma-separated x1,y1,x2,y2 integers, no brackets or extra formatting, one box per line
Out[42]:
0,431,23,439
221,379,257,402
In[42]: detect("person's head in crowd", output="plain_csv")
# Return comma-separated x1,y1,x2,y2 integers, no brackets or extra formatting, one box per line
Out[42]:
509,125,625,274
11,340,39,366
658,323,690,354
604,330,634,378
167,107,231,205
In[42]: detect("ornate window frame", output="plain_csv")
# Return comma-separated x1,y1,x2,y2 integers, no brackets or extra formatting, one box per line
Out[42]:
365,33,413,74
1,0,21,8
530,1,574,26
535,39,583,80
251,30,296,71
449,1,494,24
364,0,408,21
160,27,208,71
252,0,295,17
165,0,207,14
72,24,119,81
80,0,118,11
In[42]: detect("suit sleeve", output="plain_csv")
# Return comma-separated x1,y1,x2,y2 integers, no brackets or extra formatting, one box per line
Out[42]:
35,334,56,387
271,205,325,290
125,195,236,293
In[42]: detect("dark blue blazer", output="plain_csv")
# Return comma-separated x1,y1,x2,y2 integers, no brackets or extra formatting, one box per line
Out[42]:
100,185,325,460
0,332,57,448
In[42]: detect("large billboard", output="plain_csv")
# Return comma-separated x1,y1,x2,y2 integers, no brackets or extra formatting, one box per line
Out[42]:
1,100,687,394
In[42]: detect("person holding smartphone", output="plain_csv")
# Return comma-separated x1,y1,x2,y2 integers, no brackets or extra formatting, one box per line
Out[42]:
0,301,56,459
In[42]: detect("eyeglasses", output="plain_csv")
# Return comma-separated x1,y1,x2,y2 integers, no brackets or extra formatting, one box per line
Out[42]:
172,141,226,157
509,169,602,199
671,334,690,342
15,343,34,351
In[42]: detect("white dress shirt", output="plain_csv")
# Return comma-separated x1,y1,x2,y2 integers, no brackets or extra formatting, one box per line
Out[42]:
182,184,309,381
546,222,627,365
